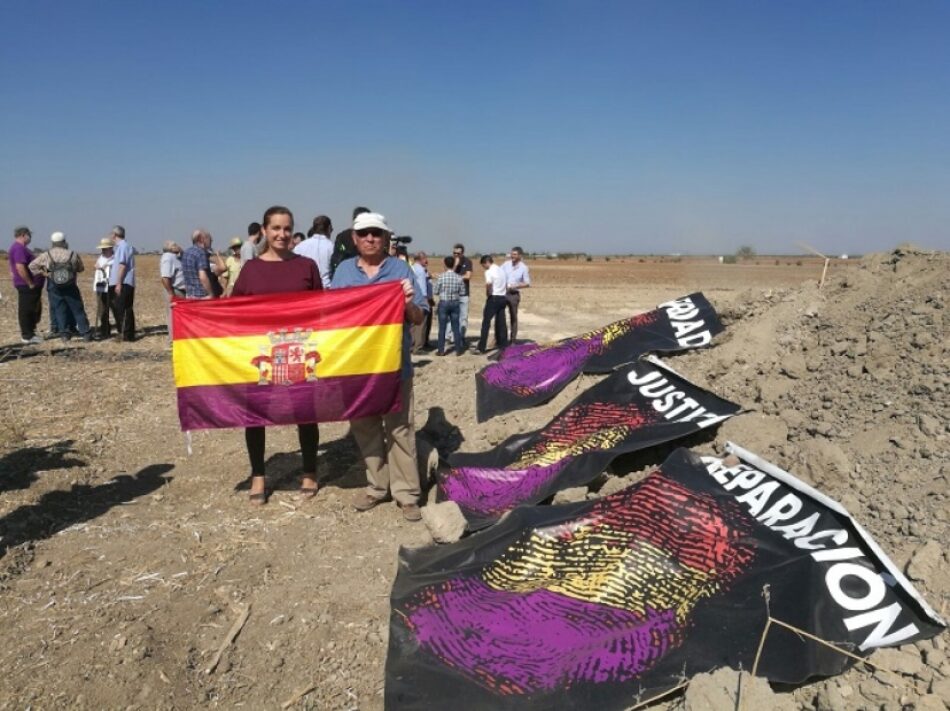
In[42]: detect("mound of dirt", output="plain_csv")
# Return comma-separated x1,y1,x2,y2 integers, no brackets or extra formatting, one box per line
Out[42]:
597,246,950,709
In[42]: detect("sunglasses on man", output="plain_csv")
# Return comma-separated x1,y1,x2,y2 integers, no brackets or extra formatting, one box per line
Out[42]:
355,228,387,239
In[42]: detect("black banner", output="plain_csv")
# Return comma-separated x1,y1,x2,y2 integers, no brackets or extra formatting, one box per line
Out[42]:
388,446,946,711
476,292,724,422
440,358,739,530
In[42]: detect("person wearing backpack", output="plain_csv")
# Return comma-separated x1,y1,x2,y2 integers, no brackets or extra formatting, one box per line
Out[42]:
29,232,93,342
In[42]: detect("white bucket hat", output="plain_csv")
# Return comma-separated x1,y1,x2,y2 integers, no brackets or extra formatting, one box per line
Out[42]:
352,212,390,233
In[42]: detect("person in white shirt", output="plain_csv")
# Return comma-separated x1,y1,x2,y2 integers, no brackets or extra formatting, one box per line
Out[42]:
293,215,334,289
477,254,509,353
159,240,186,340
501,246,531,342
92,237,117,340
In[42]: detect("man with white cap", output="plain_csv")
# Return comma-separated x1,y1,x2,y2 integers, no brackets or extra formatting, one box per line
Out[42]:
330,212,428,522
29,232,93,341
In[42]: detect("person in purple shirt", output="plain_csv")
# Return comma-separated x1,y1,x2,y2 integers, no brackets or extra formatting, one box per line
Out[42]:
231,206,322,506
9,225,44,343
330,212,427,522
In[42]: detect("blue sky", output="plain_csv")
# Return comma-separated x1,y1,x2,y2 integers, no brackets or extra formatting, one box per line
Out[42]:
2,1,948,254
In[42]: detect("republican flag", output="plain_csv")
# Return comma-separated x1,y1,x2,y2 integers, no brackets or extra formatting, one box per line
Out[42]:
172,282,405,430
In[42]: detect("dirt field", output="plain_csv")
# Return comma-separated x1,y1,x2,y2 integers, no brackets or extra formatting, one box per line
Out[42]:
0,251,946,710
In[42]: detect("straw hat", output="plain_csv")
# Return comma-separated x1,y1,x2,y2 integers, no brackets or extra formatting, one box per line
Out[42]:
229,237,243,249
97,238,115,250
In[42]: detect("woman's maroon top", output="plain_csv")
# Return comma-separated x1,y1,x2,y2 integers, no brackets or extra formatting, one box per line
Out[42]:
231,254,321,296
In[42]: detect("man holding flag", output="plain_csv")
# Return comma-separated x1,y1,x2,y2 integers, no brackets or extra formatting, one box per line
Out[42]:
331,212,427,521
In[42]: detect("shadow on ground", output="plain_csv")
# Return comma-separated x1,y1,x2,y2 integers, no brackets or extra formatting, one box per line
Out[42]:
0,440,86,494
0,463,174,559
231,406,466,496
233,432,366,493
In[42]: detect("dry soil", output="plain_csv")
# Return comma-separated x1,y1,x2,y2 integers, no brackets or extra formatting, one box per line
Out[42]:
0,251,946,710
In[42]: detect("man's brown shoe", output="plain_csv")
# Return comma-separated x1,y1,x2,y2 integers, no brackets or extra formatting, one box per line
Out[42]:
399,503,422,522
353,492,388,512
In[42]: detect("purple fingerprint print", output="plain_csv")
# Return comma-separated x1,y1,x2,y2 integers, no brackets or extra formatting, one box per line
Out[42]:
482,311,661,398
497,342,543,361
403,577,680,695
439,458,572,517
482,337,603,397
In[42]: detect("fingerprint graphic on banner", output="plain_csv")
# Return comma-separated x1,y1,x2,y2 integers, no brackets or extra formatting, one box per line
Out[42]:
398,473,755,695
476,293,725,422
482,311,660,398
440,402,654,519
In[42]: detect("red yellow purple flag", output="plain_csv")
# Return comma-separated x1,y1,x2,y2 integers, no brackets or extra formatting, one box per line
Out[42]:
172,282,405,431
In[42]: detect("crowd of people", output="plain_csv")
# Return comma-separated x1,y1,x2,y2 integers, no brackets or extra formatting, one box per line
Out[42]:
8,224,136,343
6,211,532,521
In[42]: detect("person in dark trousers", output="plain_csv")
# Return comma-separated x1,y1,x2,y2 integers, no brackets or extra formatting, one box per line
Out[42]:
93,237,118,339
231,205,322,506
477,254,509,353
501,246,531,343
8,225,44,344
329,206,369,279
109,225,137,341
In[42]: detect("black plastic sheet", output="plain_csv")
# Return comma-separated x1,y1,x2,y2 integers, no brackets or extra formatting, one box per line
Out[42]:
388,447,946,711
442,358,739,530
476,292,724,422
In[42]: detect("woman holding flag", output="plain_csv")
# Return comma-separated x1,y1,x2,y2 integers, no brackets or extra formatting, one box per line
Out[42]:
231,206,322,505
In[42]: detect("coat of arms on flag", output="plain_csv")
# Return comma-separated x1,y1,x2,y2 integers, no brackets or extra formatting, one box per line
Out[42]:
252,329,322,385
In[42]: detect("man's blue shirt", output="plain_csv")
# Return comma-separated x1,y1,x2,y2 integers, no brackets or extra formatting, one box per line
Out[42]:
331,256,427,379
109,239,135,287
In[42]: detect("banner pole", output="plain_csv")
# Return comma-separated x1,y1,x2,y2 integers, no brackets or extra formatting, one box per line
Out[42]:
796,241,833,290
